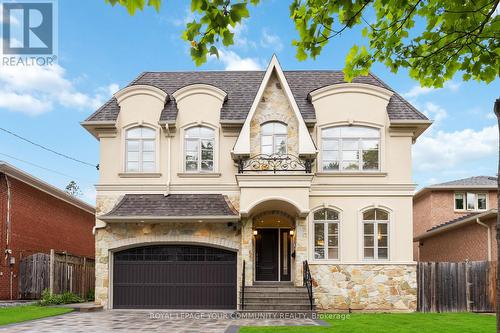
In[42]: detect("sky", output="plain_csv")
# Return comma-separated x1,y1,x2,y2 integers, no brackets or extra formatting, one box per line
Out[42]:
0,0,498,205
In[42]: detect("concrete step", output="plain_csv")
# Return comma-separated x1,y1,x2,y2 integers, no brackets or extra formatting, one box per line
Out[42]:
243,287,309,293
243,293,310,299
242,304,315,311
244,298,312,305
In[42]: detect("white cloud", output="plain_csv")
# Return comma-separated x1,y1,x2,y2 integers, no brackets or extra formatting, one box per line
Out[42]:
0,65,118,115
421,102,447,128
218,50,263,71
413,125,498,172
402,81,461,99
82,186,96,205
260,29,283,52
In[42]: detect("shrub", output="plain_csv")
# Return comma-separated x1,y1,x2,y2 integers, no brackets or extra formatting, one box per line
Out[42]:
86,289,95,302
39,289,84,306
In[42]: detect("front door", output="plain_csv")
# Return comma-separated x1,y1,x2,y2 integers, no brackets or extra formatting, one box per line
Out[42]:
255,228,291,281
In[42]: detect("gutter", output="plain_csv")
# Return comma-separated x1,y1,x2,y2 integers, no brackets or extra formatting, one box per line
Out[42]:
476,217,492,261
99,215,241,223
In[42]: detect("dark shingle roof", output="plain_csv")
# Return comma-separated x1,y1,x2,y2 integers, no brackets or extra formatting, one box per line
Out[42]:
426,212,480,232
432,176,498,188
85,71,428,123
102,194,238,217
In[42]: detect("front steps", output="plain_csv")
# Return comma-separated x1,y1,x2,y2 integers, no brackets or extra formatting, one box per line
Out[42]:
241,282,315,311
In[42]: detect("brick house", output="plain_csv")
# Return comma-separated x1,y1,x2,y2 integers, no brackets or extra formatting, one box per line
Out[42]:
413,176,497,262
0,162,95,300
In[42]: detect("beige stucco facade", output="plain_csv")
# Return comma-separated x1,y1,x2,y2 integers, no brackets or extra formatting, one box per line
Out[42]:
86,56,429,311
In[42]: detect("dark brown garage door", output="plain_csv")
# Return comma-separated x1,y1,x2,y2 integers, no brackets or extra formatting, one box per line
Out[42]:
113,245,237,309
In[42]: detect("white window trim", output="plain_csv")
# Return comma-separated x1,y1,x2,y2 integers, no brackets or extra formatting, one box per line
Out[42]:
455,192,488,212
320,125,381,173
309,207,342,263
260,122,288,156
181,124,219,174
360,208,390,262
123,125,159,174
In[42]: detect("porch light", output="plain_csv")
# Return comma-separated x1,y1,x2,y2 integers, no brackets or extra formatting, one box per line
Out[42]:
289,230,295,236
253,230,258,236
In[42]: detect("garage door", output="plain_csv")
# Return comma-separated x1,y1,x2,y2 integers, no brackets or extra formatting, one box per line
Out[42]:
113,245,237,309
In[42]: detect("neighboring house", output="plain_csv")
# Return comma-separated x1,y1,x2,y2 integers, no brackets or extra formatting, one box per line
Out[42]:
82,55,430,311
0,162,95,300
413,176,498,262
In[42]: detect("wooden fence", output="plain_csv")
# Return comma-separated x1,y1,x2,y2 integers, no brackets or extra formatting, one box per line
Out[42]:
18,250,95,299
417,261,496,313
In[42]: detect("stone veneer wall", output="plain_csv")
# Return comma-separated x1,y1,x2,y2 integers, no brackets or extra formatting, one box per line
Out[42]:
310,264,417,311
94,195,241,309
249,72,299,156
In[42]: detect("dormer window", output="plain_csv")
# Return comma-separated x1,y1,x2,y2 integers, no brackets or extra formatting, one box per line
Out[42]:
125,126,156,172
184,126,215,172
261,122,287,155
321,126,380,172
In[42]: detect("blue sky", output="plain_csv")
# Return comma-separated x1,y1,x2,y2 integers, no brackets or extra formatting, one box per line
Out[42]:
0,0,498,204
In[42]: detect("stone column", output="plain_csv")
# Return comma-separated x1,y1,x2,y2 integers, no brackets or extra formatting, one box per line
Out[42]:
241,218,254,286
95,228,110,309
294,216,308,286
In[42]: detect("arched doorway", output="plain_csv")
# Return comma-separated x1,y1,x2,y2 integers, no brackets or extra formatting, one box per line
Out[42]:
253,210,295,282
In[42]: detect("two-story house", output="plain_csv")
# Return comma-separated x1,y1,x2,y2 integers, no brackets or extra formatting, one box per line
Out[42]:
82,56,430,311
414,176,497,262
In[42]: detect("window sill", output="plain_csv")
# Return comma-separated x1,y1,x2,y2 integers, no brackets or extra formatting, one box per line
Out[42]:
177,172,221,178
454,209,488,213
315,172,387,177
118,172,162,178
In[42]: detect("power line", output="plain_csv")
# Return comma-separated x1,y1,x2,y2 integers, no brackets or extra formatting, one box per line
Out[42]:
0,152,94,186
0,127,99,170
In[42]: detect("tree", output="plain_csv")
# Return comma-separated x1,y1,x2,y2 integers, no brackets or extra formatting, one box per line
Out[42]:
65,180,83,197
105,0,499,327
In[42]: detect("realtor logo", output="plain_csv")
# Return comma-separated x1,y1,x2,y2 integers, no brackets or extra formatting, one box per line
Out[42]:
1,0,57,66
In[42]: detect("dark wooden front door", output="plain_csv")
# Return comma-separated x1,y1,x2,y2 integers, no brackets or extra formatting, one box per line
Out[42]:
113,245,236,309
255,229,279,281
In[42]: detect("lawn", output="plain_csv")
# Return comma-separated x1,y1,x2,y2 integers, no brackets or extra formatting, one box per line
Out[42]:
239,313,496,333
0,305,73,326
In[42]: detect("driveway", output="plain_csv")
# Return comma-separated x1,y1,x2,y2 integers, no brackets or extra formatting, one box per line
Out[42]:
0,310,323,333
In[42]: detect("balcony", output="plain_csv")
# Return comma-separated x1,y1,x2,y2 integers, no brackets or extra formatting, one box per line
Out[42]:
237,154,313,174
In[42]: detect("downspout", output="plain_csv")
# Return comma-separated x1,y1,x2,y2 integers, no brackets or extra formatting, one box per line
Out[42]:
3,175,12,299
166,130,171,195
476,218,492,261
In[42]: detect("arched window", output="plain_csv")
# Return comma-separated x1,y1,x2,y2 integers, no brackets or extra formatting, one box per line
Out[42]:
261,122,287,155
125,126,155,172
184,126,215,172
321,126,380,172
313,208,340,260
362,208,389,259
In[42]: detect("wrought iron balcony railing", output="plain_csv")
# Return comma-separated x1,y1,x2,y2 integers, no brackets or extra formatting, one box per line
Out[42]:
237,154,313,174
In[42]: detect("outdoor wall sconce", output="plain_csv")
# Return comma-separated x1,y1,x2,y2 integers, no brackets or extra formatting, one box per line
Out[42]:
253,230,258,236
289,230,295,236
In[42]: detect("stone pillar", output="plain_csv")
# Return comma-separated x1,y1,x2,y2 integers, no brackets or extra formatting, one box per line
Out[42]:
94,228,110,309
241,218,254,286
294,216,308,286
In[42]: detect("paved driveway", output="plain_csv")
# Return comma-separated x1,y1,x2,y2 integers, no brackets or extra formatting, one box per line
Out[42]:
0,310,323,333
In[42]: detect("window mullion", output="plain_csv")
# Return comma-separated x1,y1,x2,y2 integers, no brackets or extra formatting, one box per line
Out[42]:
324,221,328,259
358,138,362,171
374,221,378,259
138,138,143,172
198,138,202,172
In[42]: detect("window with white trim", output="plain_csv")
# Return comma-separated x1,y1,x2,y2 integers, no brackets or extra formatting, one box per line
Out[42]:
125,126,156,172
261,122,287,155
184,126,215,172
313,208,339,260
363,208,389,260
455,192,487,211
321,126,380,172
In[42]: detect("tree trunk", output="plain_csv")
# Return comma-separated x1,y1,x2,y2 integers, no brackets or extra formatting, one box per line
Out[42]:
494,98,500,333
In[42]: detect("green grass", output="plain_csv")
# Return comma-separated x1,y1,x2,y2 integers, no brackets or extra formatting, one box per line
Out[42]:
0,305,73,326
239,313,496,333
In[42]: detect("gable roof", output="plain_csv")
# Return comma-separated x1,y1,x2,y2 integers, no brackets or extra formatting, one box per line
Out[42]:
414,176,498,200
0,161,95,214
84,70,428,125
433,176,498,187
99,194,239,221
